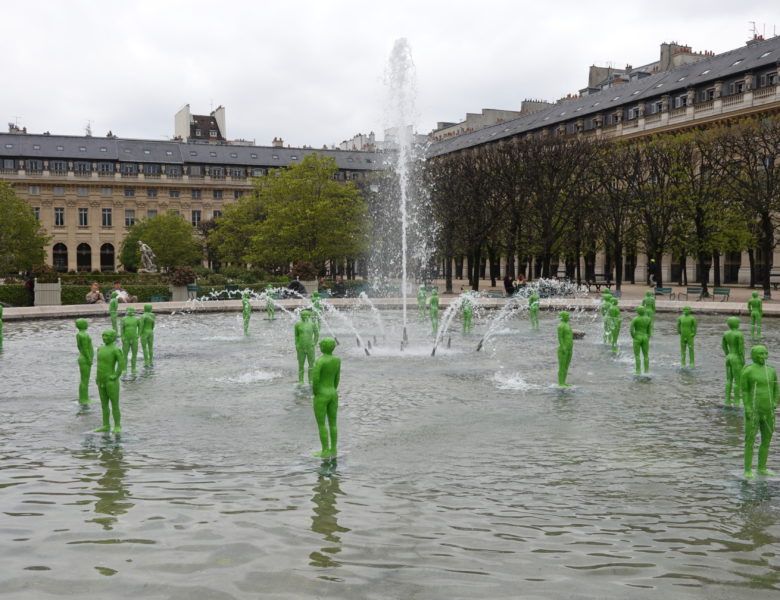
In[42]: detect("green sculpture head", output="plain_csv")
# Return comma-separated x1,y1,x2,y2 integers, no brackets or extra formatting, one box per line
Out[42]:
300,310,311,321
126,306,135,316
102,329,117,344
682,305,692,315
431,289,438,296
559,311,570,322
752,291,759,298
319,337,336,354
144,304,152,313
750,344,768,364
637,306,646,316
111,291,118,298
611,297,618,305
727,316,740,330
645,290,653,297
312,291,320,298
75,318,88,331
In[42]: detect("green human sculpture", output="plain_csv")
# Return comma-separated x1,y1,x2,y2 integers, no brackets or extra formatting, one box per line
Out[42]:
429,289,440,333
557,311,573,387
722,316,745,406
677,305,697,367
312,337,341,458
528,293,540,330
295,310,318,384
461,293,473,333
417,285,427,318
120,306,141,375
741,345,778,478
0,305,3,349
75,318,94,404
641,290,657,337
748,291,763,340
94,329,125,434
139,304,156,368
600,291,613,344
265,286,276,320
108,291,119,334
241,291,251,336
606,297,621,354
630,305,652,374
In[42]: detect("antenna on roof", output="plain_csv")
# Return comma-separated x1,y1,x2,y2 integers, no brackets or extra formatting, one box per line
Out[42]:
85,120,93,137
749,21,758,37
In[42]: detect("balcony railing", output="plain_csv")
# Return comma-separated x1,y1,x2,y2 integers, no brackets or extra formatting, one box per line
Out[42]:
754,85,778,99
694,99,714,112
121,172,138,178
723,93,744,107
74,171,92,177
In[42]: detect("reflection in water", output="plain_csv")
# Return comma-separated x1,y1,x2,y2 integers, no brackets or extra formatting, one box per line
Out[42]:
736,480,779,549
77,445,133,530
309,459,350,568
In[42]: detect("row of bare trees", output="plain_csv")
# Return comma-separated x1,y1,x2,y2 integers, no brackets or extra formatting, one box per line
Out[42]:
425,115,780,296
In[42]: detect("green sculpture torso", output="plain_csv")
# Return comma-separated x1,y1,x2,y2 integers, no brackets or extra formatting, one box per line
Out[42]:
295,310,318,384
242,292,251,335
140,304,156,367
630,306,652,374
677,306,697,366
120,307,141,375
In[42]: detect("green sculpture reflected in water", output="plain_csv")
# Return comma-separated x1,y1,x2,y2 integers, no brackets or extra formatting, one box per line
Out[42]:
76,318,94,404
741,345,778,478
677,306,697,367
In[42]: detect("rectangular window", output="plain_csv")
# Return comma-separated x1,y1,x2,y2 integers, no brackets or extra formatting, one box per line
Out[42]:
51,160,67,172
54,207,65,226
53,186,65,196
120,163,137,174
97,162,114,173
74,161,91,172
27,159,43,170
33,207,40,220
101,187,112,196
192,189,202,199
147,209,158,219
28,185,40,195
195,128,202,136
124,188,135,197
147,188,157,198
169,189,180,198
234,190,244,199
209,129,217,137
212,210,222,219
213,189,223,199
189,165,202,176
768,72,778,86
191,210,201,227
78,207,88,226
144,164,160,175
2,158,14,169
211,167,224,177
166,165,182,176
77,186,88,196
674,95,687,108
124,209,135,227
102,208,112,227
230,167,244,177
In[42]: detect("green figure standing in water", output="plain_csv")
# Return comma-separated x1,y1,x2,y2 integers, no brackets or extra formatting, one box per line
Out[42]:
528,293,540,330
295,310,318,384
241,291,251,335
748,291,763,340
722,316,745,406
461,293,474,333
108,291,119,334
265,286,276,320
429,289,440,333
120,306,141,375
606,297,621,354
140,304,156,368
630,305,652,374
557,311,573,387
94,329,125,434
677,306,697,366
312,337,341,458
417,285,427,319
75,318,94,404
641,290,656,337
741,345,778,478
600,291,613,344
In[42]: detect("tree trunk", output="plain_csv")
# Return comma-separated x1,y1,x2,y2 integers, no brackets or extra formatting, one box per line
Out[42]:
748,249,756,288
471,247,482,291
613,241,623,291
712,251,721,288
697,251,710,297
445,253,453,293
761,214,773,298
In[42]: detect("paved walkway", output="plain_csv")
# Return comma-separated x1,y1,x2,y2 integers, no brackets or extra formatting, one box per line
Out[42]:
2,280,777,321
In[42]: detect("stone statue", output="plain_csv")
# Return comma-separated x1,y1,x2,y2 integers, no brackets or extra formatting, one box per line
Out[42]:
312,337,341,457
295,310,318,384
606,297,621,354
417,285,427,318
630,305,652,374
528,293,540,330
741,345,778,478
137,240,157,273
677,306,697,366
722,317,745,406
120,306,141,375
140,304,156,368
429,289,440,333
76,318,94,404
461,293,473,333
109,291,119,333
748,291,763,340
94,329,125,434
557,311,573,387
242,291,251,336
641,290,656,337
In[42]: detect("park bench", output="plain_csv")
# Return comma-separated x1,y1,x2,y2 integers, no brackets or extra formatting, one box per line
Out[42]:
150,295,168,302
679,287,703,301
710,287,731,301
654,287,675,300
770,269,780,290
585,274,612,292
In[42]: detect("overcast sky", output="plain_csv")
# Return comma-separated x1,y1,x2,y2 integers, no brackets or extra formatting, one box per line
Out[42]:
1,0,776,148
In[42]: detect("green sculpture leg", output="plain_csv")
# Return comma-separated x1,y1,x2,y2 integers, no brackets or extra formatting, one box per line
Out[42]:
725,355,743,405
609,323,620,354
681,336,695,366
313,392,338,457
78,356,92,404
431,311,439,333
243,314,250,335
141,333,154,367
633,335,649,374
95,378,121,433
558,347,572,386
122,339,138,374
110,313,118,334
757,412,776,475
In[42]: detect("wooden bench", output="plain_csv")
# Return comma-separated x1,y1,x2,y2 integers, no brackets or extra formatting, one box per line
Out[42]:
585,274,612,292
654,287,675,300
679,287,703,301
710,287,731,301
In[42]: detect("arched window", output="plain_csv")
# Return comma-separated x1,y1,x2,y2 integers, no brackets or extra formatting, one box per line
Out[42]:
100,243,115,272
53,243,68,272
76,243,91,272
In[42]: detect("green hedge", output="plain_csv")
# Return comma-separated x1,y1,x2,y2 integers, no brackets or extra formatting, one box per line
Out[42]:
59,273,163,285
61,285,171,305
0,284,33,306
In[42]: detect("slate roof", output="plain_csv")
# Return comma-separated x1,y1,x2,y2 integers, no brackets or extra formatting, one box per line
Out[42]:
428,35,780,158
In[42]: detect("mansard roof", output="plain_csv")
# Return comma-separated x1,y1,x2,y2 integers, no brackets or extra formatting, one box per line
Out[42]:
429,35,780,157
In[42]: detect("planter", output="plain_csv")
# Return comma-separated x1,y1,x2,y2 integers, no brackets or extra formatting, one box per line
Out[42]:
169,284,190,302
34,278,62,306
300,280,318,296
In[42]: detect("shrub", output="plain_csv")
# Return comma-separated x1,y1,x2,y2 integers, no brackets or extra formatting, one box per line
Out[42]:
290,260,318,280
61,285,171,305
163,266,198,287
0,284,32,306
31,264,59,283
